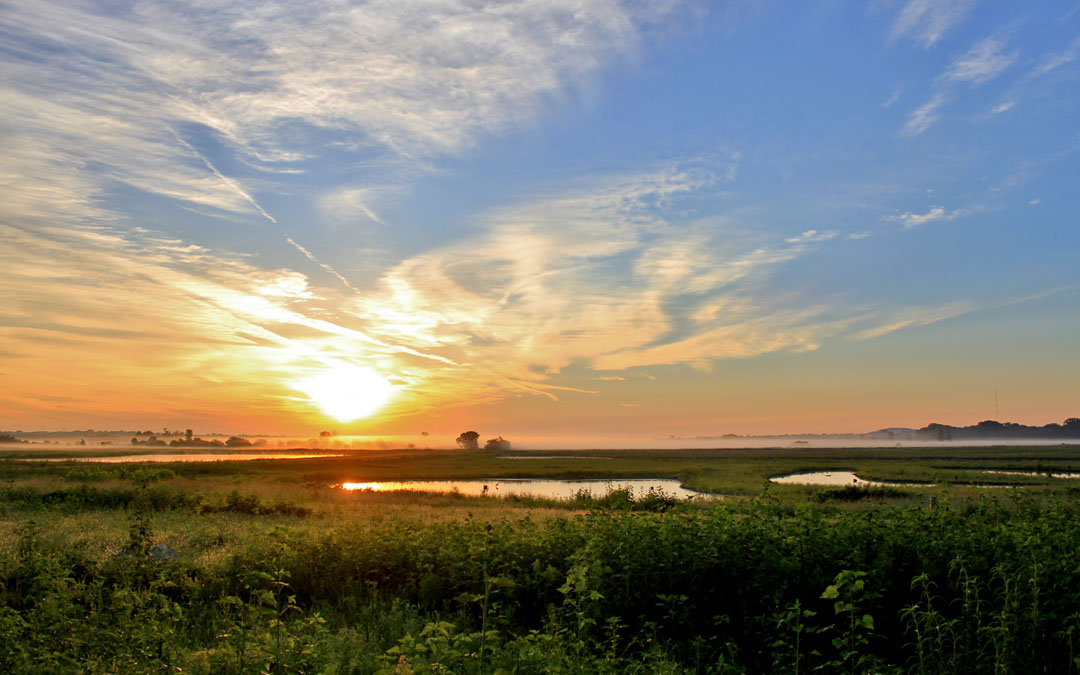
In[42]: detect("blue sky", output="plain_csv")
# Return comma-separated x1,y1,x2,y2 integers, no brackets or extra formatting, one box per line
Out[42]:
1,0,1078,439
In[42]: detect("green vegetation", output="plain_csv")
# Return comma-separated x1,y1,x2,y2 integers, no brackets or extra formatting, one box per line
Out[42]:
8,444,1080,494
3,445,1080,672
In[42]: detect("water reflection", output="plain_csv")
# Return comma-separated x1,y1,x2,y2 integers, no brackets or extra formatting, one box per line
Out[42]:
496,456,610,460
339,478,701,500
983,470,1080,479
769,471,931,487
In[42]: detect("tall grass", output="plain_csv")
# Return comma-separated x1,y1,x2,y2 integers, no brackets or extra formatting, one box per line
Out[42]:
3,486,1080,672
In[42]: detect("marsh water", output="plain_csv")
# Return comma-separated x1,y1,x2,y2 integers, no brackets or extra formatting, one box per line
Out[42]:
339,478,701,500
769,471,931,487
983,470,1080,479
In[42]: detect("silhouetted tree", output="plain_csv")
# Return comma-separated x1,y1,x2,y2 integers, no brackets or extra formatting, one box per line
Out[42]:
226,436,252,447
456,431,480,450
484,436,511,452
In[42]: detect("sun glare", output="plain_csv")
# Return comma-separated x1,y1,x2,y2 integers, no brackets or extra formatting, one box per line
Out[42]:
295,365,395,422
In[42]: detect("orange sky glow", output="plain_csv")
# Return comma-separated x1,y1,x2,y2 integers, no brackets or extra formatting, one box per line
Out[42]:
2,2,1079,445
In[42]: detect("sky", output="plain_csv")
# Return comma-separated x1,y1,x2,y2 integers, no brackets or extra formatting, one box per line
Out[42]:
1,0,1079,444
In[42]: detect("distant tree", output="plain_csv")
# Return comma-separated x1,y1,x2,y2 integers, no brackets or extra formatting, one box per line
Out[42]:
131,437,138,445
1065,418,1080,432
456,431,480,450
484,436,511,452
319,430,333,438
226,436,253,447
185,429,193,441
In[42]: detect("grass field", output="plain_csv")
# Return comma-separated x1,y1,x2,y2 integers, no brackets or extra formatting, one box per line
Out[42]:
3,444,1080,673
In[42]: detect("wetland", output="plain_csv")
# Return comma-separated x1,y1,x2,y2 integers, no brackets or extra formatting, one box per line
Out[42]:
4,443,1080,673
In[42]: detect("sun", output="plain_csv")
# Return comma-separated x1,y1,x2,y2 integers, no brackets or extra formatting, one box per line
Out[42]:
295,365,395,422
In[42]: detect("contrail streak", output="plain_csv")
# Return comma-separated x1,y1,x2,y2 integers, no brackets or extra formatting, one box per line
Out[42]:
286,236,359,293
172,133,277,224
173,130,359,294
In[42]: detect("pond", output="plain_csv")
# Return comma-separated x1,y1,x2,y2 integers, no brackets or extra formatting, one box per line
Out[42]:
497,455,611,460
339,478,703,500
768,471,932,488
983,470,1080,479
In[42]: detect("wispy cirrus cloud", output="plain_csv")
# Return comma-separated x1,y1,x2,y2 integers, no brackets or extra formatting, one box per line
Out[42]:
988,101,1016,115
899,34,1015,136
885,205,959,227
1033,36,1080,76
901,93,948,136
883,85,904,108
2,0,731,429
0,0,666,229
888,0,978,48
345,165,972,391
940,36,1015,83
0,218,466,430
850,302,974,340
785,229,838,244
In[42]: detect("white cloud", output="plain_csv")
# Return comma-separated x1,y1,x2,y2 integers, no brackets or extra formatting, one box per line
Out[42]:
0,221,404,428
885,206,958,228
340,165,971,389
900,36,1014,137
0,0,669,227
1029,198,1041,205
883,85,904,108
317,187,391,228
989,101,1016,115
941,37,1015,84
850,302,972,339
785,229,838,244
0,1,1006,422
901,93,948,136
889,0,978,48
1033,36,1080,76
